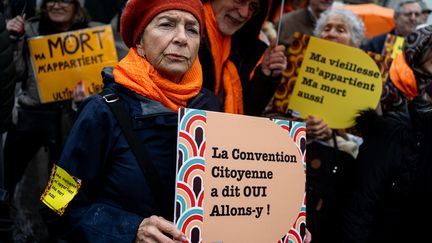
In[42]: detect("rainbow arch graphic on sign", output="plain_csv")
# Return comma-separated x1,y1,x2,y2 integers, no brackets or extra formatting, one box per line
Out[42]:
175,109,207,242
273,119,307,243
175,109,307,243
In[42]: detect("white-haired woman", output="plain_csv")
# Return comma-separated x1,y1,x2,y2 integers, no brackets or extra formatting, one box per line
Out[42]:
306,8,366,243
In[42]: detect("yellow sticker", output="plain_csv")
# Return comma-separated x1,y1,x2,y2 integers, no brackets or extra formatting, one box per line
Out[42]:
40,164,82,216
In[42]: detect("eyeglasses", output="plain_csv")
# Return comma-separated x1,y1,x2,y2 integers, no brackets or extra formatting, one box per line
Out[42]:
232,0,261,17
46,0,75,7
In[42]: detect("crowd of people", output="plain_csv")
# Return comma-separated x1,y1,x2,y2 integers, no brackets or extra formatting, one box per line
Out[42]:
0,0,431,242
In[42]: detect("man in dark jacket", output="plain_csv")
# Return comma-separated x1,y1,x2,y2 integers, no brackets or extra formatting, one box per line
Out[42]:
362,0,422,54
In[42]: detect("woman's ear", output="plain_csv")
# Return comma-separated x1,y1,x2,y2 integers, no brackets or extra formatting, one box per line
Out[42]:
136,44,145,57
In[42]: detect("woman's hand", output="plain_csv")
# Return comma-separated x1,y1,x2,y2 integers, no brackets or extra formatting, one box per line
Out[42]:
305,228,312,243
135,216,187,243
305,115,333,140
261,40,287,77
7,15,26,35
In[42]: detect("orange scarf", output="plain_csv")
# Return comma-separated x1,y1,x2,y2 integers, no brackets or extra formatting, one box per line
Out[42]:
389,53,418,100
113,48,202,112
204,2,243,114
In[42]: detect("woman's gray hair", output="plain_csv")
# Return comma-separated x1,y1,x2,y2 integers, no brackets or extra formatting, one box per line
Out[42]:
313,8,365,48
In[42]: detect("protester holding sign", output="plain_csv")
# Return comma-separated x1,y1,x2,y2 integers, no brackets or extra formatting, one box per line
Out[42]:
199,0,287,115
304,8,367,243
42,0,221,241
3,0,93,209
272,8,366,142
266,8,366,243
343,25,432,243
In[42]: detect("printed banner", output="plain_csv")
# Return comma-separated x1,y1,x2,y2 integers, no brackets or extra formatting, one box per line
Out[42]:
272,33,383,128
28,25,118,103
175,109,306,243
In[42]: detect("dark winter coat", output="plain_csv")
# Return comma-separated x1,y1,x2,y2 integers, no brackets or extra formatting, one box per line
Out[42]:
0,13,16,133
342,97,432,243
57,68,220,242
362,29,396,55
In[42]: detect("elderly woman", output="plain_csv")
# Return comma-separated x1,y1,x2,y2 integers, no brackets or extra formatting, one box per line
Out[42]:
296,8,365,243
307,8,365,140
343,25,432,243
266,8,365,140
314,8,364,47
47,0,220,242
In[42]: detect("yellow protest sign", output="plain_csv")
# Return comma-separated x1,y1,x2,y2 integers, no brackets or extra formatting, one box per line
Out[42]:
40,164,81,216
382,34,405,59
287,36,382,128
391,36,404,58
28,25,118,103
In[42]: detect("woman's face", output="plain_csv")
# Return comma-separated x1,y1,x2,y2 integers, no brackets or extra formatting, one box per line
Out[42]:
138,10,201,82
46,0,76,27
319,15,353,46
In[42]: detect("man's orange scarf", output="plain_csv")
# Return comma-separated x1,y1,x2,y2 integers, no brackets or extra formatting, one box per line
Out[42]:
204,2,243,114
389,53,418,100
113,48,202,112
